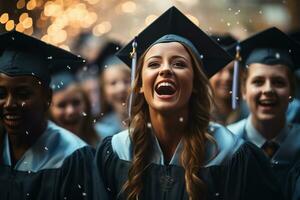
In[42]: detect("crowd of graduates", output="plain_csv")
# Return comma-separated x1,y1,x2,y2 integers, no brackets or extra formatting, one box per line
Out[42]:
1,6,300,200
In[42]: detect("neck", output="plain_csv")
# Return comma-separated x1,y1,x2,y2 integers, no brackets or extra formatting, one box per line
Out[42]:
8,119,48,165
251,116,285,140
149,108,188,163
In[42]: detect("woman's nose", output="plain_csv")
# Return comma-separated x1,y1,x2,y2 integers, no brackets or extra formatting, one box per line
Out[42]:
159,64,173,77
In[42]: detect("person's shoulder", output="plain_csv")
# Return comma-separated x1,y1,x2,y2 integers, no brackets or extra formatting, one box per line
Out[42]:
205,122,245,166
226,118,247,136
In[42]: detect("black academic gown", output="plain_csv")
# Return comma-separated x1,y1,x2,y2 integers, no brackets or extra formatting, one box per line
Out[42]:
96,123,283,200
227,118,300,197
0,121,108,200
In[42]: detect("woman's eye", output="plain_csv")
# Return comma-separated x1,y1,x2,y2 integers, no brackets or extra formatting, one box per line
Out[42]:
172,61,186,68
148,62,160,68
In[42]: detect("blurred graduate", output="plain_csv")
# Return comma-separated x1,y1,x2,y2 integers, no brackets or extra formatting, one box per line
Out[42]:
0,31,107,200
227,27,300,198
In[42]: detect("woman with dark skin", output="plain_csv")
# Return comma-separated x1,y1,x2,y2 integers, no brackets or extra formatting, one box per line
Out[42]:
96,7,282,200
0,31,107,200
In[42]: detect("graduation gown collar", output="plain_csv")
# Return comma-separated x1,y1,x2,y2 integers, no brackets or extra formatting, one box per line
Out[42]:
245,115,288,148
111,122,244,167
228,117,300,165
2,121,87,172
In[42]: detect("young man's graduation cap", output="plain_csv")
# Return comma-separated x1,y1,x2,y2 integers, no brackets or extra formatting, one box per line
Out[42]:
211,34,237,49
228,27,300,71
0,31,85,88
116,6,233,117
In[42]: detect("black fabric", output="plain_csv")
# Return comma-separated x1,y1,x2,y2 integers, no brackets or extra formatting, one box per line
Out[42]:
116,6,233,78
284,159,300,200
0,146,108,200
96,137,283,200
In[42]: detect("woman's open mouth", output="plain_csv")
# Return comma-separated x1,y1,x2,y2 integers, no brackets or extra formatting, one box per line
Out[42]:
154,80,177,99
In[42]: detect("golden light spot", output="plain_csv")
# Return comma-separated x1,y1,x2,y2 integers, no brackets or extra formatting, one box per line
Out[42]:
27,0,37,10
5,20,15,31
16,23,25,32
22,17,33,29
17,0,26,9
41,34,50,43
0,13,9,24
145,15,157,26
59,44,70,51
44,2,62,17
186,14,199,26
121,1,136,13
24,27,33,35
93,21,112,36
19,13,29,22
51,29,67,44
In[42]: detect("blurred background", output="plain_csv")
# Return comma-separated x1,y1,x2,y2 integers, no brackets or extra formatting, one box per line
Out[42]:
1,0,300,58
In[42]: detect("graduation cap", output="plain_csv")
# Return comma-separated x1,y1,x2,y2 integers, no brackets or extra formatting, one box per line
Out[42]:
116,6,232,78
116,6,233,117
0,31,85,87
228,27,300,71
93,40,123,71
211,34,237,49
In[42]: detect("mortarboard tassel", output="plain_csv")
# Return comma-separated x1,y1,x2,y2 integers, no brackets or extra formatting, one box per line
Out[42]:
128,37,137,119
232,44,241,110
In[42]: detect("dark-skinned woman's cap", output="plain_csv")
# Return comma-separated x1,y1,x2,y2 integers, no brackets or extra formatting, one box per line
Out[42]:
0,31,85,87
116,6,233,78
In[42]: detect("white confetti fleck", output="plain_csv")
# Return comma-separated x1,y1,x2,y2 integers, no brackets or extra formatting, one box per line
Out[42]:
227,22,231,27
64,197,67,200
179,117,184,122
28,170,31,174
289,49,292,53
25,131,29,135
104,65,108,68
67,65,71,70
77,55,81,58
82,112,87,117
83,60,86,63
229,91,232,94
22,102,26,107
44,147,48,151
275,53,280,59
147,123,152,128
82,192,87,196
47,56,53,60
93,119,97,123
259,10,263,14
83,66,88,71
11,37,15,40
228,7,232,11
26,193,30,196
122,102,126,107
235,97,239,100
38,81,42,85
122,121,126,126
31,72,35,76
78,184,82,189
116,46,119,50
200,54,204,59
100,112,104,116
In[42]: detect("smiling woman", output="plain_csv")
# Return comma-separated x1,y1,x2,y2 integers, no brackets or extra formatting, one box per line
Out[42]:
95,7,283,200
0,31,107,200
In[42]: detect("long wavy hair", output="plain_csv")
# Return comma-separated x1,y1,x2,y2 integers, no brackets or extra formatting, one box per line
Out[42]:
122,42,217,200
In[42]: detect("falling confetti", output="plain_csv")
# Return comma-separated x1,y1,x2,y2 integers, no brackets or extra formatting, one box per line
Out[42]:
179,117,184,122
44,146,49,151
82,192,87,196
78,184,82,189
82,112,87,116
275,53,280,59
22,102,26,107
147,122,152,128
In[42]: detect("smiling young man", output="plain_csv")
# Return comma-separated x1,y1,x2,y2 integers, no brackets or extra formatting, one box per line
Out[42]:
227,27,300,198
